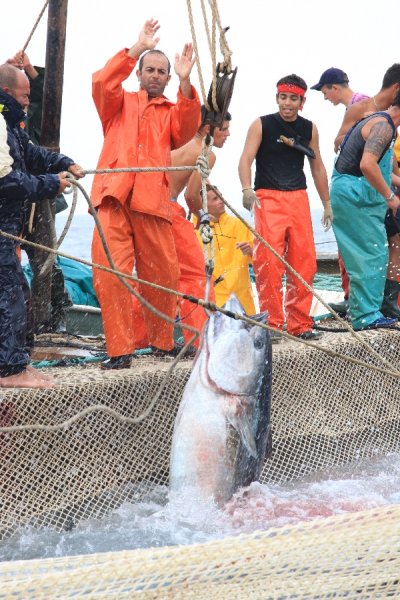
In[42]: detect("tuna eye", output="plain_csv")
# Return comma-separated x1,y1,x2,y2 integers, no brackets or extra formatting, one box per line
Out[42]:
253,336,264,350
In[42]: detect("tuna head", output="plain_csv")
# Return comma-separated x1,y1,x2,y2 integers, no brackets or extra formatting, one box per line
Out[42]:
202,295,269,458
205,295,268,397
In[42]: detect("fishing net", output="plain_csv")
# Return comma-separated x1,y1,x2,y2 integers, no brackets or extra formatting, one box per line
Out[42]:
1,328,400,597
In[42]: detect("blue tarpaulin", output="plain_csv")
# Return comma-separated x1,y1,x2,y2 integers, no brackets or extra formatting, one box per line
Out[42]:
23,257,99,307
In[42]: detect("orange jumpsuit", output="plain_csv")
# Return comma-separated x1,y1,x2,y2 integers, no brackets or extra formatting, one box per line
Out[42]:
130,201,212,349
172,201,212,346
91,50,200,357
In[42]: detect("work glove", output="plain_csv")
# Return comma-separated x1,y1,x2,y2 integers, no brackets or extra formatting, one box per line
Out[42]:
242,188,260,212
322,201,333,232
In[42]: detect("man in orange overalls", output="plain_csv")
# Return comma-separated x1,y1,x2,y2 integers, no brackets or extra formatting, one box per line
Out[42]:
131,108,231,351
239,74,332,341
91,19,200,369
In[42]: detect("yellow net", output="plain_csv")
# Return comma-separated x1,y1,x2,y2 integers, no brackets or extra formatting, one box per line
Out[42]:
0,328,400,597
1,505,399,598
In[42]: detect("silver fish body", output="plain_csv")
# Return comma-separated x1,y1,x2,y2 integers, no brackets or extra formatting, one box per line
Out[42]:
170,295,272,506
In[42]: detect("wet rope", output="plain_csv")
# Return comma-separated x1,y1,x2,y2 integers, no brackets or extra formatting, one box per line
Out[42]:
206,184,400,377
196,137,215,303
2,163,397,376
65,178,199,352
1,225,399,380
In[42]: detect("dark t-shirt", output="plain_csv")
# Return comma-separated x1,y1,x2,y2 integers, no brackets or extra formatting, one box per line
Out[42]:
254,113,313,191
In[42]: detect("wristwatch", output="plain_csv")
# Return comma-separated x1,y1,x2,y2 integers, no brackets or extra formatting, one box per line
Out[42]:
386,192,396,202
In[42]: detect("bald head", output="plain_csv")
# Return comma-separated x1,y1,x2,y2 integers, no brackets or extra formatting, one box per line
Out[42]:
0,64,30,111
0,63,21,90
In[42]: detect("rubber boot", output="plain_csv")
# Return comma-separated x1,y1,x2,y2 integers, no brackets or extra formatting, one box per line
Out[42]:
381,279,400,319
328,299,349,316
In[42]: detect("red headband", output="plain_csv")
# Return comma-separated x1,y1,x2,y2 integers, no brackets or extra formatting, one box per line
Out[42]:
277,84,306,97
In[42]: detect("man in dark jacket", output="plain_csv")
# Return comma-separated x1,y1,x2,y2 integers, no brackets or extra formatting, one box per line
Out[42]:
0,63,83,388
7,50,72,332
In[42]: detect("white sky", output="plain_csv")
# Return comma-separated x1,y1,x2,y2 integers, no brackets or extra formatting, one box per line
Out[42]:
1,0,399,215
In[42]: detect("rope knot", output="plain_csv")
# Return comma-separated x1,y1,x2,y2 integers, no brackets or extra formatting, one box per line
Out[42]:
199,211,212,244
196,153,211,180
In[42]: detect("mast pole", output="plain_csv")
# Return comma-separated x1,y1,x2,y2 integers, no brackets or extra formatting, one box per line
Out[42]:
31,0,69,331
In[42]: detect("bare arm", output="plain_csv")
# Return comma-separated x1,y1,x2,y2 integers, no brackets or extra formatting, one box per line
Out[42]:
238,118,262,189
360,120,397,198
308,123,330,205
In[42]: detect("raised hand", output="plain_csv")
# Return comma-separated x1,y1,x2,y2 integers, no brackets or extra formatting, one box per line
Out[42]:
137,18,161,51
174,43,196,82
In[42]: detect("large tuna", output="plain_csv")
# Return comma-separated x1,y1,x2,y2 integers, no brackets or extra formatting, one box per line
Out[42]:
170,295,272,506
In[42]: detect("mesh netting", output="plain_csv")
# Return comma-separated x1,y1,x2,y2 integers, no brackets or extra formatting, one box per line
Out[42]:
1,329,400,596
1,505,399,598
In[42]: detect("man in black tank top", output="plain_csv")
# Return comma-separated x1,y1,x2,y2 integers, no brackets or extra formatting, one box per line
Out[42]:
238,74,331,340
330,96,400,331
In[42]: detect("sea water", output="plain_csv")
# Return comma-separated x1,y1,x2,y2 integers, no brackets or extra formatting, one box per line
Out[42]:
0,452,399,561
0,208,348,562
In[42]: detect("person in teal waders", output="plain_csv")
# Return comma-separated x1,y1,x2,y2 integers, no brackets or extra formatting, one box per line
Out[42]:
330,91,400,330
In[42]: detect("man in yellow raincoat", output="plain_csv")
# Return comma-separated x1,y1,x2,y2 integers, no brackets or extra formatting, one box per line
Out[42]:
195,184,256,315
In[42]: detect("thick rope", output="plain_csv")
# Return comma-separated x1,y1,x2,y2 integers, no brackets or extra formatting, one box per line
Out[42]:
1,227,399,381
210,2,218,110
208,0,233,71
0,399,179,433
196,136,214,303
67,178,199,350
208,185,400,376
186,0,210,109
7,161,398,377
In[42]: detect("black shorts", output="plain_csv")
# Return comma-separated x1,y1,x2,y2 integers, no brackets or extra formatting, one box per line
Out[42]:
385,207,400,238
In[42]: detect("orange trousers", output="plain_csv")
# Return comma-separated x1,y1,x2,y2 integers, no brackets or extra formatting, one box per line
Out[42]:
172,202,212,347
253,189,316,335
92,198,179,357
130,202,212,349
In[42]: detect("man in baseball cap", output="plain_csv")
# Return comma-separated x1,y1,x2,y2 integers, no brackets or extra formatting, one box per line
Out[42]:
311,67,368,316
311,67,368,108
311,67,349,90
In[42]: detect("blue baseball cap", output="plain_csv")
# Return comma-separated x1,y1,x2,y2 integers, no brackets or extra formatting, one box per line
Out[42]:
311,68,349,91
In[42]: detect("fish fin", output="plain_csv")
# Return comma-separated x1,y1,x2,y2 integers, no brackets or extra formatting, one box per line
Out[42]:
226,410,257,459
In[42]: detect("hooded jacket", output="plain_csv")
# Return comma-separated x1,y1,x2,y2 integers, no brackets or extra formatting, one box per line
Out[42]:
0,89,74,231
91,49,200,222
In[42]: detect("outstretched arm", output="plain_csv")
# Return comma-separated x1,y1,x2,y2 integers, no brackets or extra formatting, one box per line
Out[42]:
361,119,400,215
238,119,262,211
308,123,332,230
